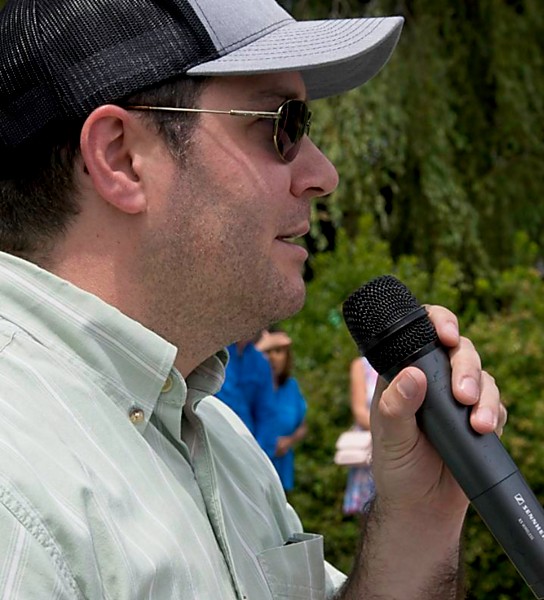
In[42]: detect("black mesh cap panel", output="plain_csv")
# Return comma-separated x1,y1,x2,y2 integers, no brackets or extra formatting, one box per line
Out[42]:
0,0,218,148
342,275,438,375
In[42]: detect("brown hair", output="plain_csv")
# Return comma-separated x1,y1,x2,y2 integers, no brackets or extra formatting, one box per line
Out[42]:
276,344,292,387
0,76,209,266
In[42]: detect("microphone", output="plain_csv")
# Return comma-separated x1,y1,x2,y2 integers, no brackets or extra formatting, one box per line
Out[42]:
342,274,544,599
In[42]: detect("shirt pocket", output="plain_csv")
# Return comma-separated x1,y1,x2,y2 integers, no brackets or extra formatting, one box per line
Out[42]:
256,533,326,600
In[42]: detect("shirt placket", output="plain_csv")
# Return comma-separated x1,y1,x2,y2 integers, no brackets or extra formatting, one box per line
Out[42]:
182,389,249,600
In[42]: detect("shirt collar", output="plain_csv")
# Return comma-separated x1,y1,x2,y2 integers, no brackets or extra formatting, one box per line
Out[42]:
187,349,228,398
0,252,177,429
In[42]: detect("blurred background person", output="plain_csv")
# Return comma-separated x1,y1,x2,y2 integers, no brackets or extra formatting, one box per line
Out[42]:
216,336,276,457
256,330,308,493
342,356,379,516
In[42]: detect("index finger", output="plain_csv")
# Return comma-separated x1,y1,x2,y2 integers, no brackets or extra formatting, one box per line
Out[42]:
425,304,459,348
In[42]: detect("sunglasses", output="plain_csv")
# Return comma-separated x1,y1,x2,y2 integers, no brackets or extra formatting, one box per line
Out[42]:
125,99,311,163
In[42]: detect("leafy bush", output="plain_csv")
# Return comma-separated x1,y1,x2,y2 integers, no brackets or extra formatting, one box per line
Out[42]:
463,268,544,599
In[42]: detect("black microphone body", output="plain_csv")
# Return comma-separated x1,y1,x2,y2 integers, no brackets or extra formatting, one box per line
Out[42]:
343,275,544,599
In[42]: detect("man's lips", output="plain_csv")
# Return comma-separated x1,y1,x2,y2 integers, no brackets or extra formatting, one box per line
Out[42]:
274,227,309,261
276,224,310,243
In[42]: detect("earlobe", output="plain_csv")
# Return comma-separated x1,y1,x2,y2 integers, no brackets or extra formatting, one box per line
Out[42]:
80,106,147,215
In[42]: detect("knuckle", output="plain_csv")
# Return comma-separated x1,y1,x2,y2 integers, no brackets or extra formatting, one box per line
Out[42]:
458,335,476,352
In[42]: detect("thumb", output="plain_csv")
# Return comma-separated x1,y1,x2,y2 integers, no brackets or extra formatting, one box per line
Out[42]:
372,367,428,453
370,366,469,514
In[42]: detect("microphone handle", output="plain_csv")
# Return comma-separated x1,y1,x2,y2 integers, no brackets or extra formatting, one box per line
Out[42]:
382,345,544,599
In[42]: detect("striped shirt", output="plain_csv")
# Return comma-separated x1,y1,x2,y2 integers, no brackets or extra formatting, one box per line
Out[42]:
0,252,346,599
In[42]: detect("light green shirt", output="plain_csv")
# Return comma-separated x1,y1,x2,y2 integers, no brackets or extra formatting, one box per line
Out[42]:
0,252,346,599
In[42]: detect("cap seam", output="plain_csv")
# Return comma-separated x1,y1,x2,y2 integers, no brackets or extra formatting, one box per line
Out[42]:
203,17,386,62
205,16,293,56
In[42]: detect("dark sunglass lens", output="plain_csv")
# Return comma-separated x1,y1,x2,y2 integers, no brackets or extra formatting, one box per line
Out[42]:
275,100,309,162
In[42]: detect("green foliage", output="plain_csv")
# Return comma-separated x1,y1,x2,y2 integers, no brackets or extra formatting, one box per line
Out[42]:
303,0,544,287
463,275,544,598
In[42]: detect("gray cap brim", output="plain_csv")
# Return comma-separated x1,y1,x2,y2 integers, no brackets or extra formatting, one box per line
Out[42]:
187,16,403,100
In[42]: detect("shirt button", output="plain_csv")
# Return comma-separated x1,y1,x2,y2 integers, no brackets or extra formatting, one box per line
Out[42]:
129,408,145,424
161,375,173,393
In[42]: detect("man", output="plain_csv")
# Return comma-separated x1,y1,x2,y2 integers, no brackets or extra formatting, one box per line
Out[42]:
0,0,505,598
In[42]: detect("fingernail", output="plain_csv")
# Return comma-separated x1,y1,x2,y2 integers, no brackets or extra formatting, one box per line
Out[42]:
397,373,418,400
477,407,497,429
460,376,479,400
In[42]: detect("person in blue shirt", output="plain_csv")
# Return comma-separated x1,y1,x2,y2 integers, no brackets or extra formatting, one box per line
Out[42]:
216,338,277,457
256,330,308,492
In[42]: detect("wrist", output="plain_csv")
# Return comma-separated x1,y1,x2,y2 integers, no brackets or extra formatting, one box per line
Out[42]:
375,487,469,521
340,498,466,600
371,495,466,542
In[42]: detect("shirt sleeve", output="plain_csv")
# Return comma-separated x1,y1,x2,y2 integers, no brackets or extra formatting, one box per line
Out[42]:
0,501,83,599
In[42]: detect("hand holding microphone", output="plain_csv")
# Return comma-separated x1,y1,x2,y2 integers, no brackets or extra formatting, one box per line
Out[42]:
343,275,544,599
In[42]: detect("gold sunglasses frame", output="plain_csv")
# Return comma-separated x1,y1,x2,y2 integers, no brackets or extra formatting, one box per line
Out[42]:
124,99,311,162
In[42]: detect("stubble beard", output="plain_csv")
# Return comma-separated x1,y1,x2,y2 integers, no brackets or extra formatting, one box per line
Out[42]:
136,152,307,361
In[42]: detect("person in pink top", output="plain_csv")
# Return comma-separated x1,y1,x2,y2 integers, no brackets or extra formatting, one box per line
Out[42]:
343,357,379,515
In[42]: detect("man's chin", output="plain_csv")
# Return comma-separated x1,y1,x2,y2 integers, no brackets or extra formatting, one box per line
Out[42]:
272,281,306,322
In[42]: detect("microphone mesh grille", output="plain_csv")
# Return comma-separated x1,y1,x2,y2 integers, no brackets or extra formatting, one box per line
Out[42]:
342,275,438,374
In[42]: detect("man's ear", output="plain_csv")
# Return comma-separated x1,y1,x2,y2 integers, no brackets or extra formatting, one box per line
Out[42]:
80,105,147,215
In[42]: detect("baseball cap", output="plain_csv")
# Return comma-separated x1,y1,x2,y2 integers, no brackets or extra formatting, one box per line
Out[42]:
0,0,403,149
